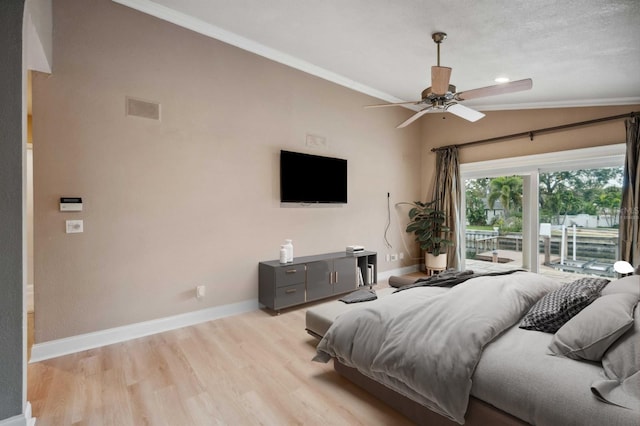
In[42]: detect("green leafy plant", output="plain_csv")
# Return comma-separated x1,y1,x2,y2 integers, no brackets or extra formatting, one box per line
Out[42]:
404,200,453,256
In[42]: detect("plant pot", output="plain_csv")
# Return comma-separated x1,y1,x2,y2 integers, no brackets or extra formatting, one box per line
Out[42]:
425,252,447,270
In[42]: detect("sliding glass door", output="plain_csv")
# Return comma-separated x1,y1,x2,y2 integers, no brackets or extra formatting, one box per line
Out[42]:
460,145,625,281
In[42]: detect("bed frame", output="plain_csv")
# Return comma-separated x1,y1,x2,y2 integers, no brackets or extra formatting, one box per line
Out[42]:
333,360,528,426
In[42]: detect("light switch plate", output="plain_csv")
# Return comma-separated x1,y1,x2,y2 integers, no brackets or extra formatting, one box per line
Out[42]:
66,220,83,233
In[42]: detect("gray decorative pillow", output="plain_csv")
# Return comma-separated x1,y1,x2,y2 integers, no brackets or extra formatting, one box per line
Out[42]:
548,292,637,361
520,277,610,333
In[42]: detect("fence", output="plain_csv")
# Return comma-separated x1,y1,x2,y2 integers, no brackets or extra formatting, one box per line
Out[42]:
465,228,618,263
465,230,499,255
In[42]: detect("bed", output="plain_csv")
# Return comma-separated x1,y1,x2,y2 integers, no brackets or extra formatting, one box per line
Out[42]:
311,271,640,425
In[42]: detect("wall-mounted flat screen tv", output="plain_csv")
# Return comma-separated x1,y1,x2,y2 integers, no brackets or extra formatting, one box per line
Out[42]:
280,150,347,204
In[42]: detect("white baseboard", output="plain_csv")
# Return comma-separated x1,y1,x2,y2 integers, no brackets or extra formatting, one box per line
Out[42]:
30,299,259,363
29,266,418,363
0,403,35,426
377,264,419,281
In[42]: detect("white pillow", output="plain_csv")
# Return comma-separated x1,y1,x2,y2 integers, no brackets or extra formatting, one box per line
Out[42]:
591,303,640,410
601,275,640,297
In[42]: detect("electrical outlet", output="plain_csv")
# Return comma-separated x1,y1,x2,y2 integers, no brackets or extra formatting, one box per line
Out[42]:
399,252,404,260
390,254,398,261
196,285,206,299
385,254,390,262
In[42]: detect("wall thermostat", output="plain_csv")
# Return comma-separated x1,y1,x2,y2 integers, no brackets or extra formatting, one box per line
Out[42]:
60,197,83,212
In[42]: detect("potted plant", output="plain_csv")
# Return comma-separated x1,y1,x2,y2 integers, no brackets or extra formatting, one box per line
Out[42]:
404,200,453,269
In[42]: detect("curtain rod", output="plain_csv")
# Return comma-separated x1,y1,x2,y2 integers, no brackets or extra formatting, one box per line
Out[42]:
432,111,639,152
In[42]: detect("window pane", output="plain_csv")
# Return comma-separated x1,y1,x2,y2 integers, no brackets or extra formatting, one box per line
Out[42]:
464,176,525,272
538,167,622,280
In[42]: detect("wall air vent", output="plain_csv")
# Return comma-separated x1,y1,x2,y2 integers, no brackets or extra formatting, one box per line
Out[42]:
125,97,161,121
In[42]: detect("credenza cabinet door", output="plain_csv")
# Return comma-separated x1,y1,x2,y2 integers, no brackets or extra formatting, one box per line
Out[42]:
307,258,357,301
332,257,357,295
306,260,333,301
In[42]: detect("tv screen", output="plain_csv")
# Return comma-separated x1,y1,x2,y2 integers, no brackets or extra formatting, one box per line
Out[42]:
280,150,347,204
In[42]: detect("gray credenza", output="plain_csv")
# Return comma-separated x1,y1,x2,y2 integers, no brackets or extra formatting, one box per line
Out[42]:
258,251,377,311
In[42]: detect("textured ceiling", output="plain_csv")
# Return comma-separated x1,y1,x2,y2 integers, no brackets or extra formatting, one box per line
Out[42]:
116,0,640,111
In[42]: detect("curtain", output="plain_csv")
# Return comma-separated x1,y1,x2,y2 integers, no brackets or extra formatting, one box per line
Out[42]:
433,147,462,270
619,116,640,267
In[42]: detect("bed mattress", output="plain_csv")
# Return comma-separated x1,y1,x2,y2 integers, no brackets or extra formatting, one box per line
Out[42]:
311,274,640,426
473,324,640,426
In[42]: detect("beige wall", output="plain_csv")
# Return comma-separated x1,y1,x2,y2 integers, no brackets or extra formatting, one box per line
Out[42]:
33,0,421,341
34,0,638,343
419,105,639,198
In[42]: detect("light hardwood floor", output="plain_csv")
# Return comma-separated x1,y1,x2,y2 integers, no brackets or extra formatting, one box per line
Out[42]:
27,289,415,425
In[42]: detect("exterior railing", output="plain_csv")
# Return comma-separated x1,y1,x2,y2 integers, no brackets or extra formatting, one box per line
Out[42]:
465,229,618,263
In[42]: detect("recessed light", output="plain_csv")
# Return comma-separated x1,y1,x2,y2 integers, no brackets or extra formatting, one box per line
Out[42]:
494,77,510,83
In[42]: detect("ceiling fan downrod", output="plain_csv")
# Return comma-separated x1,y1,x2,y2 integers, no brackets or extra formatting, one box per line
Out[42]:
432,32,447,66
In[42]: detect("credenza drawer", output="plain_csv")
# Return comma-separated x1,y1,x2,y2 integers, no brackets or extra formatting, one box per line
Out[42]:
274,266,305,287
274,283,306,309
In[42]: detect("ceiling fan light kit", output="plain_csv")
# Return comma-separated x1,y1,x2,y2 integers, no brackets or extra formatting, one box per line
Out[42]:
366,32,533,128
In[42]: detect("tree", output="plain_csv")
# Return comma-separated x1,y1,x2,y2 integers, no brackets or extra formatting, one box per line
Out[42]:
539,167,623,225
539,171,573,212
465,178,489,226
487,176,522,218
594,187,622,227
464,168,623,229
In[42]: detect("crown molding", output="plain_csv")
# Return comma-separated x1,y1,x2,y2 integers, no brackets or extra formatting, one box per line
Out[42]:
469,97,640,112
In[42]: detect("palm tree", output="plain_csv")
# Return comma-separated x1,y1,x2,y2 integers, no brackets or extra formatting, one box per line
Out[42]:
594,187,622,227
487,176,523,218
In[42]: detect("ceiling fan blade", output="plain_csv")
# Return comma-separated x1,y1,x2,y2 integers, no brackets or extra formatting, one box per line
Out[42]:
397,108,432,128
364,100,423,109
447,104,485,122
455,78,533,101
431,66,452,95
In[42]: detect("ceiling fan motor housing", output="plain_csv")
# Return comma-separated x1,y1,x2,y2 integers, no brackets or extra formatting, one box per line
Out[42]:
422,84,456,100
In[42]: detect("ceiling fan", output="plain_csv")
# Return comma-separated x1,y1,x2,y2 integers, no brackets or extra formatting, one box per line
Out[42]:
366,32,533,128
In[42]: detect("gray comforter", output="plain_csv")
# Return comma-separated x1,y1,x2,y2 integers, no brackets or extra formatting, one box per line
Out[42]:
314,271,560,424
